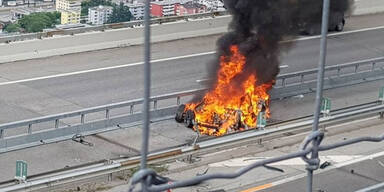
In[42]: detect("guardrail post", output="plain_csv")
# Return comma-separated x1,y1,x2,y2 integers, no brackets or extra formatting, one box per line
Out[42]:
81,114,85,124
380,87,384,119
28,124,32,134
257,138,262,145
0,129,3,139
337,67,341,77
154,100,158,110
55,119,59,129
301,74,305,84
354,64,359,73
106,109,110,119
130,105,134,114
108,173,113,182
177,96,181,105
282,78,286,87
372,62,376,71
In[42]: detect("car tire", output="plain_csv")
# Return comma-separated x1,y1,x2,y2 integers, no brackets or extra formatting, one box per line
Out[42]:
184,110,195,128
307,25,320,36
335,21,344,32
175,104,186,123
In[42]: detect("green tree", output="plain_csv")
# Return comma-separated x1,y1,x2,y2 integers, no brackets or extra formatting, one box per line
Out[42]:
81,0,113,16
108,2,132,23
18,12,61,33
4,23,21,33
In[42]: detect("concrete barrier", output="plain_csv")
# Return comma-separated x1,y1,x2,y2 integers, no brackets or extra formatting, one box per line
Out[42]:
0,16,229,63
0,0,383,64
353,0,384,15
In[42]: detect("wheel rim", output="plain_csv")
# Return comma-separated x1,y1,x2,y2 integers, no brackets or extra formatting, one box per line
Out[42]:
337,22,343,31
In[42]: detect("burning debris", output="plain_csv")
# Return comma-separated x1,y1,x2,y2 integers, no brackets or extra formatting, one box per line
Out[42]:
176,46,273,136
175,0,352,136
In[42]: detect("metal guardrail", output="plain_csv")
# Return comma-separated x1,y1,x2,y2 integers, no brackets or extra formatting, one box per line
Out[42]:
0,88,202,153
1,101,383,192
276,57,384,87
272,57,384,98
0,11,229,44
0,57,383,154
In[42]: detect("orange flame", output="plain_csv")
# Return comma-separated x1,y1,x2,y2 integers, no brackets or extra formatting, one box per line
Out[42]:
186,45,274,136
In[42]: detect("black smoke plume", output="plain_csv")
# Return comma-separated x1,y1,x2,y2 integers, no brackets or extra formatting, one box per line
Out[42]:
208,0,353,87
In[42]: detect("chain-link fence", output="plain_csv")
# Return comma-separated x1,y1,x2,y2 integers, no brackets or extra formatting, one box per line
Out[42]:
130,0,384,191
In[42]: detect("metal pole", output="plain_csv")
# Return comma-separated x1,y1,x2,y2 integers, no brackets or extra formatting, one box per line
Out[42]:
141,0,151,191
307,0,330,192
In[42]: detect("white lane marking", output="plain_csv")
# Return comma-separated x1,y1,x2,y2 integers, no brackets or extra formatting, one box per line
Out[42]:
0,51,216,86
1,25,384,86
196,78,211,83
209,155,362,167
280,65,289,68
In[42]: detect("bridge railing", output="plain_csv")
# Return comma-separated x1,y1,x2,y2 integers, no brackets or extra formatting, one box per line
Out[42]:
0,88,204,138
0,57,383,153
276,57,384,88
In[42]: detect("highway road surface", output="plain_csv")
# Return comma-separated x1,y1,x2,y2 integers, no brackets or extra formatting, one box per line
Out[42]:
0,13,383,185
0,14,383,125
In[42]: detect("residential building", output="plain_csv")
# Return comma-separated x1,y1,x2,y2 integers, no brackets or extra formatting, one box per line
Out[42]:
88,5,113,25
127,2,145,20
150,0,191,17
60,9,81,24
56,0,81,11
56,0,81,25
175,1,206,16
151,0,176,17
197,0,225,11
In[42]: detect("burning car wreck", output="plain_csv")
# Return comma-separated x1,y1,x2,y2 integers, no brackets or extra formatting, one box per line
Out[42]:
175,99,268,135
175,46,273,136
